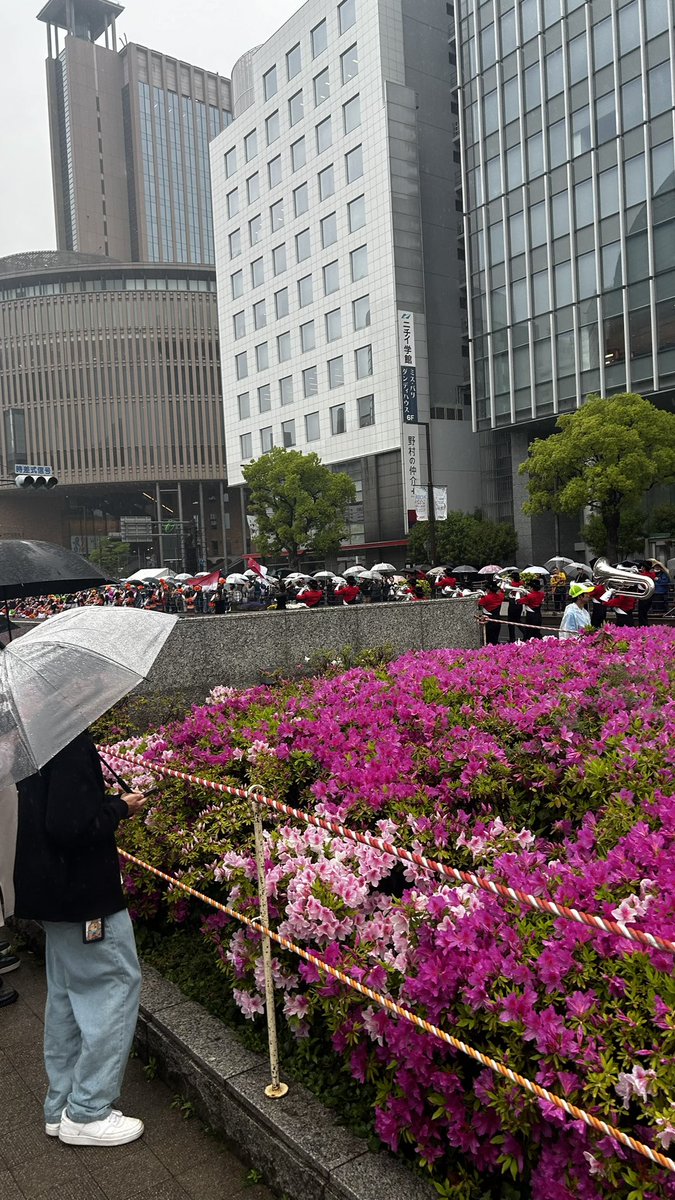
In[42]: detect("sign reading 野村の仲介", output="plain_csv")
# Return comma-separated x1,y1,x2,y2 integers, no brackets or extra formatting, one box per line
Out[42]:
398,311,418,424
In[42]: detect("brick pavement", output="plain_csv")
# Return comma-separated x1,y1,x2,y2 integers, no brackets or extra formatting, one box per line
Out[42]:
0,949,275,1200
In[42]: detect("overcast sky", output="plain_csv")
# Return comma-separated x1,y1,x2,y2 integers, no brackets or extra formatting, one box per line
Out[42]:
0,0,302,258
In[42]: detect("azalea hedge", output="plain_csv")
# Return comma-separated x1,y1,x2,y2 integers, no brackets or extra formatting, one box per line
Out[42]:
107,628,675,1200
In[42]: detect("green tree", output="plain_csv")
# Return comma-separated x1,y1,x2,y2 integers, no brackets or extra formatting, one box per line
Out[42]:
519,393,675,562
88,536,132,576
242,447,356,568
582,504,646,558
408,510,517,567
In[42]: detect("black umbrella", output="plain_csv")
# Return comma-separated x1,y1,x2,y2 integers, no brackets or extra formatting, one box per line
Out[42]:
0,540,108,640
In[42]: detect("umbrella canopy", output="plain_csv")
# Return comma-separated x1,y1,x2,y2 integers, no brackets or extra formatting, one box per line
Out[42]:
452,565,478,574
478,564,502,575
343,565,368,576
544,556,574,571
566,561,593,577
0,607,176,790
174,573,193,582
522,565,551,575
370,562,396,573
313,570,336,580
0,539,108,601
426,566,447,577
284,571,313,583
225,573,249,585
125,568,177,583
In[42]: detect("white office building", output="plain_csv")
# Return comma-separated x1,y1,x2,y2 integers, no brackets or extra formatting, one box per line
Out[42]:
210,0,480,561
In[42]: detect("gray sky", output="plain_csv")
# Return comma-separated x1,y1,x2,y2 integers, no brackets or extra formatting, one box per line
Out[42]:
0,0,302,257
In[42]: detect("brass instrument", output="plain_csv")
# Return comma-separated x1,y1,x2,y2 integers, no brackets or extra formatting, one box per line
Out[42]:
592,557,655,600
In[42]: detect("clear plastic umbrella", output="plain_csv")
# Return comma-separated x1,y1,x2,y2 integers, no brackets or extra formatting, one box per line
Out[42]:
479,564,502,574
313,571,336,580
344,565,368,576
225,573,249,586
523,565,551,575
544,556,574,571
0,607,177,790
370,562,396,573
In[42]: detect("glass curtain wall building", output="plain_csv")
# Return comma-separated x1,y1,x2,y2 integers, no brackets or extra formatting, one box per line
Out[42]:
457,0,675,558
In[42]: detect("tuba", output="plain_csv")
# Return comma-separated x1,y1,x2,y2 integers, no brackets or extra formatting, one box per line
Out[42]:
592,558,655,600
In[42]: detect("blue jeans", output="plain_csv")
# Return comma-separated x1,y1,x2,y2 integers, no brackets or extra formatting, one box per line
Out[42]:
42,909,141,1124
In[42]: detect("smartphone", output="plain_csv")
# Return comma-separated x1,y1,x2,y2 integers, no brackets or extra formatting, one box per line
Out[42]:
144,786,161,798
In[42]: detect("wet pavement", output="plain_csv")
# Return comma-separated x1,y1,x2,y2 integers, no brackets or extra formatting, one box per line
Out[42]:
0,946,275,1200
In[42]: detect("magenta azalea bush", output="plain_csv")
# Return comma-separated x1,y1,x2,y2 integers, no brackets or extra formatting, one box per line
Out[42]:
109,628,675,1199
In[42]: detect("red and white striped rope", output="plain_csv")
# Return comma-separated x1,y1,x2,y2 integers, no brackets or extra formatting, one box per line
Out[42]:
117,847,675,1174
100,747,675,957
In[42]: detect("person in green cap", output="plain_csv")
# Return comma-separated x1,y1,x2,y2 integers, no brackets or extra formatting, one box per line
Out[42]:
559,582,595,640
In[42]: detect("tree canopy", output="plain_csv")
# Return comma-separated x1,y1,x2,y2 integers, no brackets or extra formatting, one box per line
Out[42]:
242,447,356,568
520,393,675,561
88,536,131,576
408,510,517,567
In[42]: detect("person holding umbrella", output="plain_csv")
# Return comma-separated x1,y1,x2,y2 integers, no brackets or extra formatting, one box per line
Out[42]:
1,607,176,1147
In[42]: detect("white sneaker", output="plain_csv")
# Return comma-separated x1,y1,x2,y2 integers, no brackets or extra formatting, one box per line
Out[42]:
58,1109,144,1146
46,1108,123,1137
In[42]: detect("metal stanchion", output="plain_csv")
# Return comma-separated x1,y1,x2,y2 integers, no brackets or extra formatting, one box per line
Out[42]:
249,796,289,1099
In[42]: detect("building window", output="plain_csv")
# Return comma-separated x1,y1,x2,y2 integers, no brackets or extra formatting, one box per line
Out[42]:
305,410,320,441
272,244,287,275
249,214,262,245
238,392,250,419
294,182,309,216
300,320,316,352
357,394,375,428
303,365,318,396
328,356,344,388
296,229,311,261
282,419,296,447
275,287,289,318
320,212,338,248
240,432,252,460
251,256,265,287
330,403,346,435
247,173,260,203
298,274,313,306
323,260,339,294
266,110,280,145
345,144,363,182
325,308,341,341
270,199,285,231
227,188,239,218
314,68,330,106
278,332,292,361
263,65,278,101
318,163,335,200
341,44,358,84
255,342,269,371
224,147,237,177
350,244,367,281
235,351,248,380
253,299,267,330
231,269,243,298
260,425,274,453
316,115,332,152
268,155,282,188
311,19,327,57
229,229,241,258
244,130,258,162
355,344,372,378
343,94,361,133
353,294,370,329
338,0,356,35
289,90,304,126
287,43,302,80
279,375,294,405
258,383,272,412
348,194,365,232
291,136,306,171
234,310,246,339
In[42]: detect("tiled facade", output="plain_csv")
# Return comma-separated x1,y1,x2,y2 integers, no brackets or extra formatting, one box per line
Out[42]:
211,0,480,552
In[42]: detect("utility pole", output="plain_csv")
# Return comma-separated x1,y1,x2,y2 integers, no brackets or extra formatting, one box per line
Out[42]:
423,422,437,566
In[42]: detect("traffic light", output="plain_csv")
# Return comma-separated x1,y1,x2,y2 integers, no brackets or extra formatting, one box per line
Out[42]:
14,466,58,489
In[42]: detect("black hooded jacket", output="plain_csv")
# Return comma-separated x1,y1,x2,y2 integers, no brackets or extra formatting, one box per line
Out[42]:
14,731,129,922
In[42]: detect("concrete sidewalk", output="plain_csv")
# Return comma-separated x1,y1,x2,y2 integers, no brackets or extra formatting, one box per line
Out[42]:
0,950,274,1200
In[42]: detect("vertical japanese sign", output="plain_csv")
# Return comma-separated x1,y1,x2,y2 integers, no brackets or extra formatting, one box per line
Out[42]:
398,311,418,424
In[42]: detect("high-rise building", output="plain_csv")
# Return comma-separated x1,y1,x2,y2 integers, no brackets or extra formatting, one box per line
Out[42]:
457,0,675,560
210,0,480,563
37,0,231,264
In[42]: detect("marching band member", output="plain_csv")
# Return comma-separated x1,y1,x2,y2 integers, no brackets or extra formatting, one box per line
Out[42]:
520,577,546,640
477,580,505,645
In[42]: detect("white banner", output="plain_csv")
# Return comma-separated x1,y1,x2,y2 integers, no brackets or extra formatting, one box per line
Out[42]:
413,486,447,522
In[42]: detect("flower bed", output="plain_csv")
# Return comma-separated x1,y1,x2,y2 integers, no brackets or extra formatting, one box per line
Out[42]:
108,629,675,1199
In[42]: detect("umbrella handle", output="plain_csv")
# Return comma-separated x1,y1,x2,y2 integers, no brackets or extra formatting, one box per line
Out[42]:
5,599,11,644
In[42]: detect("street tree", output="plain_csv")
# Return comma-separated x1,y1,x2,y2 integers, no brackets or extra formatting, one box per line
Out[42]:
88,537,132,576
519,393,675,562
242,447,356,569
408,510,517,567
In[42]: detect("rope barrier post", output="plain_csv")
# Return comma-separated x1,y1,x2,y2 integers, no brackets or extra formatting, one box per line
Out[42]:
249,794,288,1099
